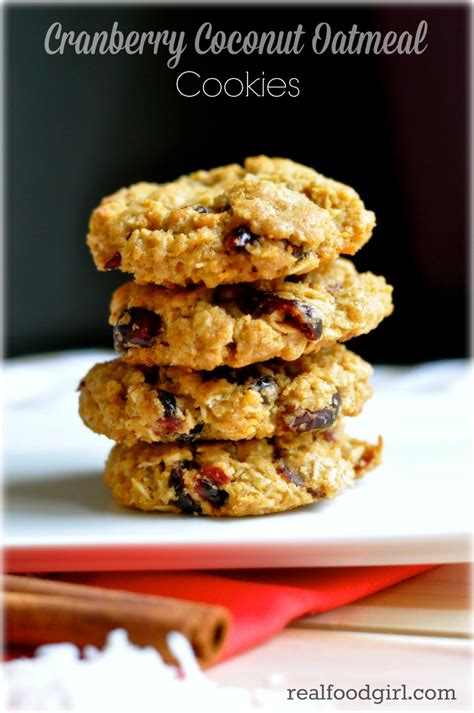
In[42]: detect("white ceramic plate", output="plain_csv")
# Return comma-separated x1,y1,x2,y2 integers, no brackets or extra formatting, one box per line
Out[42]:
4,352,472,571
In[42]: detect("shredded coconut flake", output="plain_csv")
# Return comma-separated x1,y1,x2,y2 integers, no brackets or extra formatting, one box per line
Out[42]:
2,629,299,712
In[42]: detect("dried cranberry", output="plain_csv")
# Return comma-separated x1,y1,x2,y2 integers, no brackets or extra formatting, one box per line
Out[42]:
114,308,161,350
224,226,259,252
177,424,205,442
169,467,202,514
200,465,230,485
307,487,326,499
275,437,332,499
288,392,341,433
251,375,274,391
277,461,306,487
226,287,322,341
355,446,377,474
250,375,276,404
292,246,307,261
104,252,121,270
158,390,178,419
195,477,229,508
255,293,323,340
277,458,326,499
156,418,182,435
155,390,183,434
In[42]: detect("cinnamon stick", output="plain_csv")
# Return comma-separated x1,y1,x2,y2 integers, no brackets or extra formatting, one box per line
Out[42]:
4,575,230,666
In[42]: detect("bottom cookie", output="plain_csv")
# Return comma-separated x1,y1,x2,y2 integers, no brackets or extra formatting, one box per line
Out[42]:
104,427,382,517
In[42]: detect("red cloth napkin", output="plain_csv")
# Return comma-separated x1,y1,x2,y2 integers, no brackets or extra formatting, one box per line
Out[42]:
54,565,435,662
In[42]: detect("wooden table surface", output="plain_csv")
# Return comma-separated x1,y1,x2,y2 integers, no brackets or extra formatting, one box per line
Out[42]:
210,564,473,710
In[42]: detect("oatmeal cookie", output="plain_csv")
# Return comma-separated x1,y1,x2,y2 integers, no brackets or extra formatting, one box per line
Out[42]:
104,426,382,517
110,258,393,370
78,345,372,444
88,156,376,287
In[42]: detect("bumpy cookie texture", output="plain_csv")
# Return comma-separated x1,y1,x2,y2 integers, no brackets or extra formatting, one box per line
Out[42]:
78,345,372,444
110,258,393,370
104,426,382,517
88,156,376,287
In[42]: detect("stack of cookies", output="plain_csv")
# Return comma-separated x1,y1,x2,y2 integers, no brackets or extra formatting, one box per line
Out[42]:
79,156,393,517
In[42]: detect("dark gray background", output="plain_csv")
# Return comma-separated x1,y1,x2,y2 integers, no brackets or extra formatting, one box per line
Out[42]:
6,4,468,363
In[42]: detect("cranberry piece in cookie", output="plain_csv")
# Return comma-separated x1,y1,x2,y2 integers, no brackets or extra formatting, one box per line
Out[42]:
250,374,275,391
177,424,205,442
200,465,231,485
277,459,326,500
291,245,307,261
278,460,306,488
169,465,202,514
195,477,229,508
286,392,342,434
155,390,184,435
224,225,259,252
104,252,122,270
158,390,178,419
255,292,323,340
249,374,277,404
114,308,162,350
226,286,323,341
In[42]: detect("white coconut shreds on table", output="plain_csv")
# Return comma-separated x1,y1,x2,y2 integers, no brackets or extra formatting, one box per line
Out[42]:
2,629,334,712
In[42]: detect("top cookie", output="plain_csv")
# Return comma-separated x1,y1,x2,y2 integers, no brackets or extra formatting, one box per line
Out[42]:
88,156,376,287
